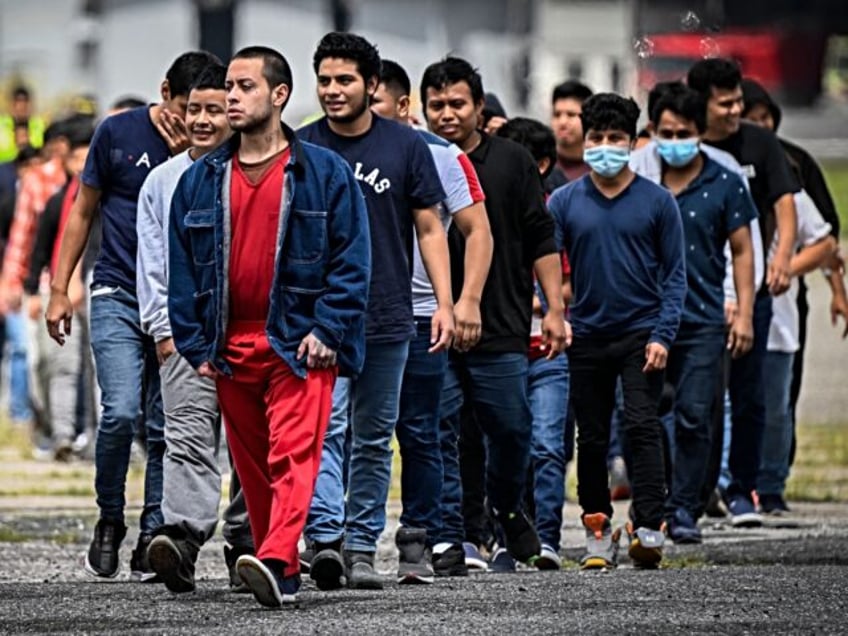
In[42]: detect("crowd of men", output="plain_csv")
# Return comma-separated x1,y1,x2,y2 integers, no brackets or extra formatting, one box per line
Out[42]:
0,29,844,608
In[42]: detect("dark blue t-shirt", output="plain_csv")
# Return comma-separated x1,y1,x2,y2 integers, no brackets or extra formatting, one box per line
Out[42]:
299,116,445,343
82,106,170,295
549,173,687,348
671,156,757,326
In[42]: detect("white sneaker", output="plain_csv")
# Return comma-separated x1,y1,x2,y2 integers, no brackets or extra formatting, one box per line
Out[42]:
535,543,562,570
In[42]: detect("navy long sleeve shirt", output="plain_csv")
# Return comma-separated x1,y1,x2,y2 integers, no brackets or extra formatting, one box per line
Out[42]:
548,173,687,349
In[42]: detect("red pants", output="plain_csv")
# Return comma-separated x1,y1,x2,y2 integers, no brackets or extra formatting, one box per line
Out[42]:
216,322,336,577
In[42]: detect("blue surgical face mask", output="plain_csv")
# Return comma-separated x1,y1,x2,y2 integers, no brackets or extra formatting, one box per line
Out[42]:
583,145,631,178
656,138,700,167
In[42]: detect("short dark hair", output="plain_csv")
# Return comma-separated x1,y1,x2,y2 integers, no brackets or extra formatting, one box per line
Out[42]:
497,117,556,178
379,59,411,97
110,95,146,111
551,80,593,105
190,63,228,93
646,81,687,125
11,85,30,101
420,57,484,107
580,93,640,139
14,145,39,166
651,87,707,133
687,58,742,97
66,115,95,149
166,51,222,97
233,46,294,93
313,32,381,83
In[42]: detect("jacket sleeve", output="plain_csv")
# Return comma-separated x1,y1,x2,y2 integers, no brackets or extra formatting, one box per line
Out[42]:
310,158,371,350
167,172,211,369
136,175,172,342
651,192,687,349
25,189,61,295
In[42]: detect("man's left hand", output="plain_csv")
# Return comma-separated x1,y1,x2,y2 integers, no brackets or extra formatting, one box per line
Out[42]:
297,332,338,369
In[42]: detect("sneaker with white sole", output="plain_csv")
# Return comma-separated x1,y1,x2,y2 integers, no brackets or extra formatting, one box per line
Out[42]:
396,527,434,585
727,494,763,528
580,513,617,570
488,547,516,573
83,518,126,579
236,555,300,607
462,542,489,572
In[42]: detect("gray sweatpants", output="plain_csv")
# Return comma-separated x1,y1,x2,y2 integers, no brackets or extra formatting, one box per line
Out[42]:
160,352,251,547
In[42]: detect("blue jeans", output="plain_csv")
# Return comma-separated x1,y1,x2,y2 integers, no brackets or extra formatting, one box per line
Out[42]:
89,286,165,533
664,324,725,519
727,293,773,498
397,319,446,544
437,352,532,545
5,310,32,421
306,340,409,552
758,351,795,496
528,355,569,550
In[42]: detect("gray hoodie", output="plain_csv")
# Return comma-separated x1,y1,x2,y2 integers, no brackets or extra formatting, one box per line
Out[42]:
136,150,194,342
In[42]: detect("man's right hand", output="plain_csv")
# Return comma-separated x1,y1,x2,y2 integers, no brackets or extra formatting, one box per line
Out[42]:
156,338,177,366
198,361,220,379
45,291,74,346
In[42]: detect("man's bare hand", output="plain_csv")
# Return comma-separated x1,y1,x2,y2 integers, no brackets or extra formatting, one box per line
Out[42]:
484,116,508,135
724,301,738,328
198,361,219,379
155,109,191,155
452,297,481,353
540,311,569,359
767,253,791,296
429,306,456,354
727,314,754,358
297,332,337,369
831,294,848,339
156,338,177,366
643,342,668,373
45,291,74,346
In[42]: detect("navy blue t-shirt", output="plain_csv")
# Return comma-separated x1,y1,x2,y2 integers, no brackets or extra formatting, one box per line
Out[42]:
549,174,687,348
82,106,170,295
299,115,445,343
670,156,757,326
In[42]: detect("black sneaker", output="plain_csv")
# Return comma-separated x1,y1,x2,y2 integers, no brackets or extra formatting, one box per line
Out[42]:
147,534,198,593
310,540,346,591
759,493,791,515
431,542,469,577
83,518,127,579
495,510,541,564
344,550,384,590
130,533,161,582
224,544,255,593
236,555,301,608
395,527,434,585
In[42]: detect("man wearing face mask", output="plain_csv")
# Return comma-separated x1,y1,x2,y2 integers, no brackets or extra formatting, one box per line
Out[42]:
634,87,757,543
548,93,686,570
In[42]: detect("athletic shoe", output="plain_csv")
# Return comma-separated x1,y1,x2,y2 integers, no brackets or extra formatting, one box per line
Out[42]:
83,518,126,579
395,527,434,585
224,544,254,593
667,509,702,545
726,494,763,528
432,542,469,577
704,488,728,518
622,521,665,569
759,493,790,516
535,543,563,570
609,456,631,501
580,513,617,570
495,509,541,564
236,555,300,607
462,542,489,572
147,534,198,593
489,547,516,573
344,550,384,590
130,533,161,582
310,542,346,591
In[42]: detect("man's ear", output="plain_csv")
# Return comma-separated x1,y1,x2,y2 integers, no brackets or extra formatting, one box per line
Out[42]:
160,80,171,103
272,83,290,109
366,76,379,97
538,156,552,178
473,100,485,130
397,95,411,121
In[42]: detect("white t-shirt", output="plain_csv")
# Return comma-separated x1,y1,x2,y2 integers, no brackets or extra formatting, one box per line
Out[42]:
767,189,832,353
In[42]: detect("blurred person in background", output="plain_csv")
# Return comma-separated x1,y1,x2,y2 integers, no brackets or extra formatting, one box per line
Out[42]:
45,51,219,582
0,85,46,163
548,80,593,190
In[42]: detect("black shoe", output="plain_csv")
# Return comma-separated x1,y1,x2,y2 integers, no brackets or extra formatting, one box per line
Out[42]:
344,550,384,590
759,493,791,515
130,533,161,583
496,510,541,564
224,544,255,593
310,540,345,591
395,527,434,585
147,535,198,593
236,555,301,608
432,542,468,577
83,518,127,578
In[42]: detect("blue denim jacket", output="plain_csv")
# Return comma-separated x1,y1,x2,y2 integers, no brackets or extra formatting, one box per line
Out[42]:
168,124,371,378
